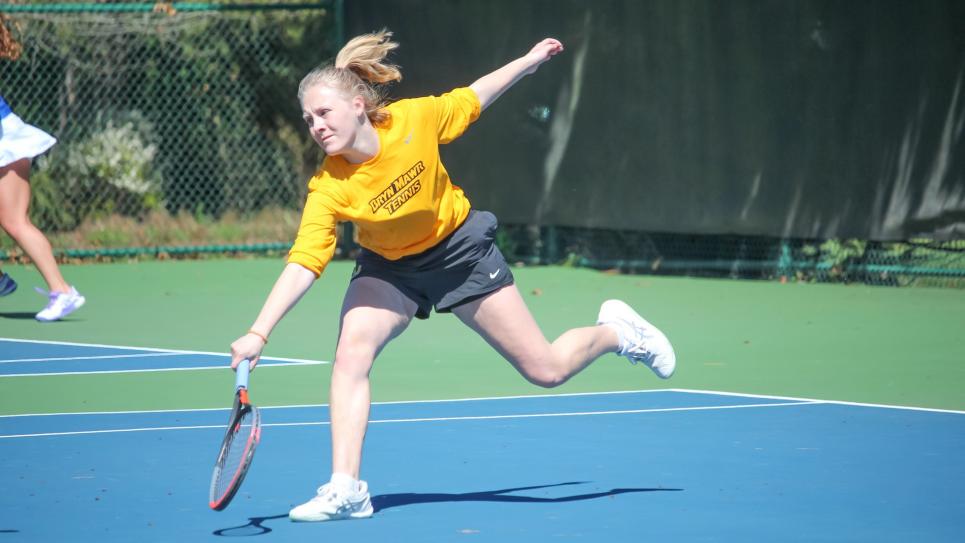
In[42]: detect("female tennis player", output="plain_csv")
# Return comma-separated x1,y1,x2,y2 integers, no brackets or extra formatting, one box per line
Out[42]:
0,95,86,321
230,30,676,522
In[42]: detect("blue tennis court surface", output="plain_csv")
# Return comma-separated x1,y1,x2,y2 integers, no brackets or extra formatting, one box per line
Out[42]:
0,338,325,376
1,377,963,541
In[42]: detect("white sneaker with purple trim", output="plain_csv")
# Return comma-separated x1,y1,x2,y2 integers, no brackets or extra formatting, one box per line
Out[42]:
35,286,86,322
289,481,374,522
597,299,676,379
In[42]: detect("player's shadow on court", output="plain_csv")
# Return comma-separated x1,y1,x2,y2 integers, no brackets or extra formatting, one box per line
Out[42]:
211,482,681,536
372,481,682,512
213,514,288,537
0,311,82,321
0,312,37,319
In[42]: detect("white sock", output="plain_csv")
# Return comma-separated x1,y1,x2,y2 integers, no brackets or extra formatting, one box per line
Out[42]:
329,472,359,494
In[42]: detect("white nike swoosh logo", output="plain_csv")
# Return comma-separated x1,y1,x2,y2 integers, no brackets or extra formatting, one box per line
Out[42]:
489,269,500,279
404,130,414,144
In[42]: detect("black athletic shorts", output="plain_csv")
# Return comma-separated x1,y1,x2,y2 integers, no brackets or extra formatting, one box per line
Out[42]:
350,210,515,319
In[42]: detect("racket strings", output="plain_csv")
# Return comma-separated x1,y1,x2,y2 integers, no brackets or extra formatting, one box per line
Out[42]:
212,407,258,502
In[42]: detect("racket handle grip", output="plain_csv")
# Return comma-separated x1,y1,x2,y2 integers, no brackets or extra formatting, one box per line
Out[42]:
235,359,251,390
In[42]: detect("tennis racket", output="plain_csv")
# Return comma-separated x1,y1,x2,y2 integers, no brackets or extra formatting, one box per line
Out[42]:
209,360,261,511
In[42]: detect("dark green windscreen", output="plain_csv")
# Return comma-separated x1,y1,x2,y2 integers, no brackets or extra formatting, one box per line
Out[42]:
346,0,965,241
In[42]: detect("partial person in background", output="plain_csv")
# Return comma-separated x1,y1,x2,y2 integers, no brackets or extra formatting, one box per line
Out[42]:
0,94,86,321
229,30,676,523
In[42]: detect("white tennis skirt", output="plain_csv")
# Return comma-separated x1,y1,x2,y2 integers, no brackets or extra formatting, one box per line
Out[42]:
0,113,57,168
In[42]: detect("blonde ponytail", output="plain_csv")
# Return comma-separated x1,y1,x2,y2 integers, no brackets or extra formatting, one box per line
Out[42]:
335,29,402,84
298,29,402,125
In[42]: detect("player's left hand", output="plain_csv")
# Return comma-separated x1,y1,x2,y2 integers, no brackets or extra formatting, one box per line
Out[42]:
524,38,564,74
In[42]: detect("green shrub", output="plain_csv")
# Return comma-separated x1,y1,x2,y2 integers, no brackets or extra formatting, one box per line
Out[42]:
30,112,163,231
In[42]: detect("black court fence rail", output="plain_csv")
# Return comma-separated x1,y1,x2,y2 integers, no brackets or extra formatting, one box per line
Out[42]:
497,225,965,289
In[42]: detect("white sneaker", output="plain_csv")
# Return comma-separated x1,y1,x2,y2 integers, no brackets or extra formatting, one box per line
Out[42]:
597,299,676,379
289,481,374,522
35,286,86,322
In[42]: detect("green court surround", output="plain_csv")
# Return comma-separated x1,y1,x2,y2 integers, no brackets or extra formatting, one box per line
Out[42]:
0,258,962,415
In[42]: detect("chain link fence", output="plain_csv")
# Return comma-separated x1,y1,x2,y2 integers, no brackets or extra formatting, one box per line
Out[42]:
2,2,963,287
1,1,339,257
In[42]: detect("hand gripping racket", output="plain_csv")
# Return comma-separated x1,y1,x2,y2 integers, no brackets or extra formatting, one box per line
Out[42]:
209,360,261,510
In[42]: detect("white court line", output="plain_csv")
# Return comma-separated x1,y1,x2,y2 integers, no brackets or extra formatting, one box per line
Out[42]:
0,352,183,364
283,401,825,426
0,336,329,377
0,424,228,439
5,385,963,419
0,400,823,439
0,360,324,378
0,389,675,418
0,336,328,365
668,388,965,415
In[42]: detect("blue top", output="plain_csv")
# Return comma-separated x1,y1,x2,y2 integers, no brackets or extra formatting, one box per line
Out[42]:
0,95,10,119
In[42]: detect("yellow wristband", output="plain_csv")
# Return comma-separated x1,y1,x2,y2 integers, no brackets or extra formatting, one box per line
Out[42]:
247,329,269,344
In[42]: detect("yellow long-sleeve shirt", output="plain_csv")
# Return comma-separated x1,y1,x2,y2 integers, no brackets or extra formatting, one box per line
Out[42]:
287,87,481,277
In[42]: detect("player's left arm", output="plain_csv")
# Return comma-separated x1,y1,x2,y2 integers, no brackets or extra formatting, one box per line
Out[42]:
469,38,564,111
